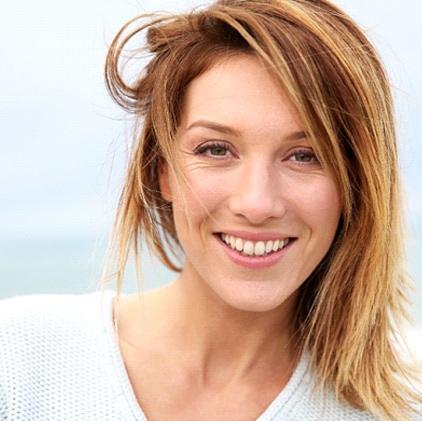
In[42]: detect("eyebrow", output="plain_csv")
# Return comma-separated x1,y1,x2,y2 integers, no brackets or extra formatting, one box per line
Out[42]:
185,120,242,137
184,119,309,142
284,130,309,142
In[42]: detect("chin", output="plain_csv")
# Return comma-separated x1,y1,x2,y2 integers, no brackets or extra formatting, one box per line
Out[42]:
218,284,296,314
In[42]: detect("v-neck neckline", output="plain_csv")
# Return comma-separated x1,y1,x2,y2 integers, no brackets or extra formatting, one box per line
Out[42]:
101,291,312,421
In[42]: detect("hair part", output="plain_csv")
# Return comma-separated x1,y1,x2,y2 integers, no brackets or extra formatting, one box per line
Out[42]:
104,1,421,419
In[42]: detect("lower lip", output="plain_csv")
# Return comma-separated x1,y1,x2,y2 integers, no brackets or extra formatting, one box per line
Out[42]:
217,236,292,269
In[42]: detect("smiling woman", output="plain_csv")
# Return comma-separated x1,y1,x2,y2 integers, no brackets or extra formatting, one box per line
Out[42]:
0,0,421,420
157,55,341,314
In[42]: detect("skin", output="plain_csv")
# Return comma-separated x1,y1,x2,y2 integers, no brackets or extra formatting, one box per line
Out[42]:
117,55,342,420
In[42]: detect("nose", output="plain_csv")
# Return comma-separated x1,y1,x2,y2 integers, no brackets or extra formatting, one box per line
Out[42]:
228,161,287,224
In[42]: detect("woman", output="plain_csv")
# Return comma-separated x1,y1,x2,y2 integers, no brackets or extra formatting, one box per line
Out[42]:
0,0,420,420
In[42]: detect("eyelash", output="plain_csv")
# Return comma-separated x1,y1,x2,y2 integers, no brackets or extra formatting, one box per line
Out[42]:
193,142,319,165
289,149,319,164
194,141,232,158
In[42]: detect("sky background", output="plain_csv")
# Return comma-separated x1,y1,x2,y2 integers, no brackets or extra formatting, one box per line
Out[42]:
0,0,421,313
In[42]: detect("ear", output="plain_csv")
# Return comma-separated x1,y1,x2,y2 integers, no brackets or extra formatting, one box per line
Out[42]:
158,156,172,202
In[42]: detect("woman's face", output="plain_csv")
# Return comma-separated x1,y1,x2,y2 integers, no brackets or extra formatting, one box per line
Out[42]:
159,55,341,313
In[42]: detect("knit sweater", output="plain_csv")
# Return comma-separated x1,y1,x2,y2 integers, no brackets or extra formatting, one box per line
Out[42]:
0,292,410,420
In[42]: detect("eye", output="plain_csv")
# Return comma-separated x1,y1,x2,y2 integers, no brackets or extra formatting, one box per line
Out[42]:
194,141,232,158
209,146,228,156
289,149,319,164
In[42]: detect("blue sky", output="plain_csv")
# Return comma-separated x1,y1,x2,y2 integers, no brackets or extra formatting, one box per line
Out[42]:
0,0,421,236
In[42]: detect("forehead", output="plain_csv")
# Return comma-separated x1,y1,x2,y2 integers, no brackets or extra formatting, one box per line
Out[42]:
179,55,303,137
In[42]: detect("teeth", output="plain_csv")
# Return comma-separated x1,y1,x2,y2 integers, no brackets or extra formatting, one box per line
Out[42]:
221,234,289,257
265,241,273,253
230,236,236,248
254,241,265,256
243,241,254,255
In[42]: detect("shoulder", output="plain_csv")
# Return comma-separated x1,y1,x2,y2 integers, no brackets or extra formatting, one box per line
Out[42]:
267,352,379,420
0,291,108,315
282,375,378,420
0,292,115,400
0,292,108,333
0,291,115,360
0,293,129,418
280,352,421,421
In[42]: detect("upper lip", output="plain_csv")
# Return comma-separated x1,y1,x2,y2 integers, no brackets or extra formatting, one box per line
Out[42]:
216,230,294,242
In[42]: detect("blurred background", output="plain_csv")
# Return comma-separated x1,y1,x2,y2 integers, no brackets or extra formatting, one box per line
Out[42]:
0,0,421,324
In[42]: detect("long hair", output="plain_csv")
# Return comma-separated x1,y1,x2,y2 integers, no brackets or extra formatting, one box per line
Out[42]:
104,0,421,419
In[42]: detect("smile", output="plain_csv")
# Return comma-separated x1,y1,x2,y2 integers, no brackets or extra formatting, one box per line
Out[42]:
220,233,290,257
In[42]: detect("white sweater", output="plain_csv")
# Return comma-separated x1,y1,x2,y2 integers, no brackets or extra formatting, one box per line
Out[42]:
0,291,412,420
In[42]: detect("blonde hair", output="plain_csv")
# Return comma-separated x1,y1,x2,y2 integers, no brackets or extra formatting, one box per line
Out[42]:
104,0,421,419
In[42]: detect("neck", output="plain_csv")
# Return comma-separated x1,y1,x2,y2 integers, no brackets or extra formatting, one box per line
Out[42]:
133,271,299,384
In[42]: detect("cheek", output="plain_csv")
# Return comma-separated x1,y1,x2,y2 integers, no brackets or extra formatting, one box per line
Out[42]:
292,178,341,234
309,182,341,235
170,171,227,224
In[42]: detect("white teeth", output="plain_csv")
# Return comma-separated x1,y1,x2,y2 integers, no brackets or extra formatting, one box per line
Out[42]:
230,236,236,248
220,234,289,257
254,241,265,256
243,241,254,256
